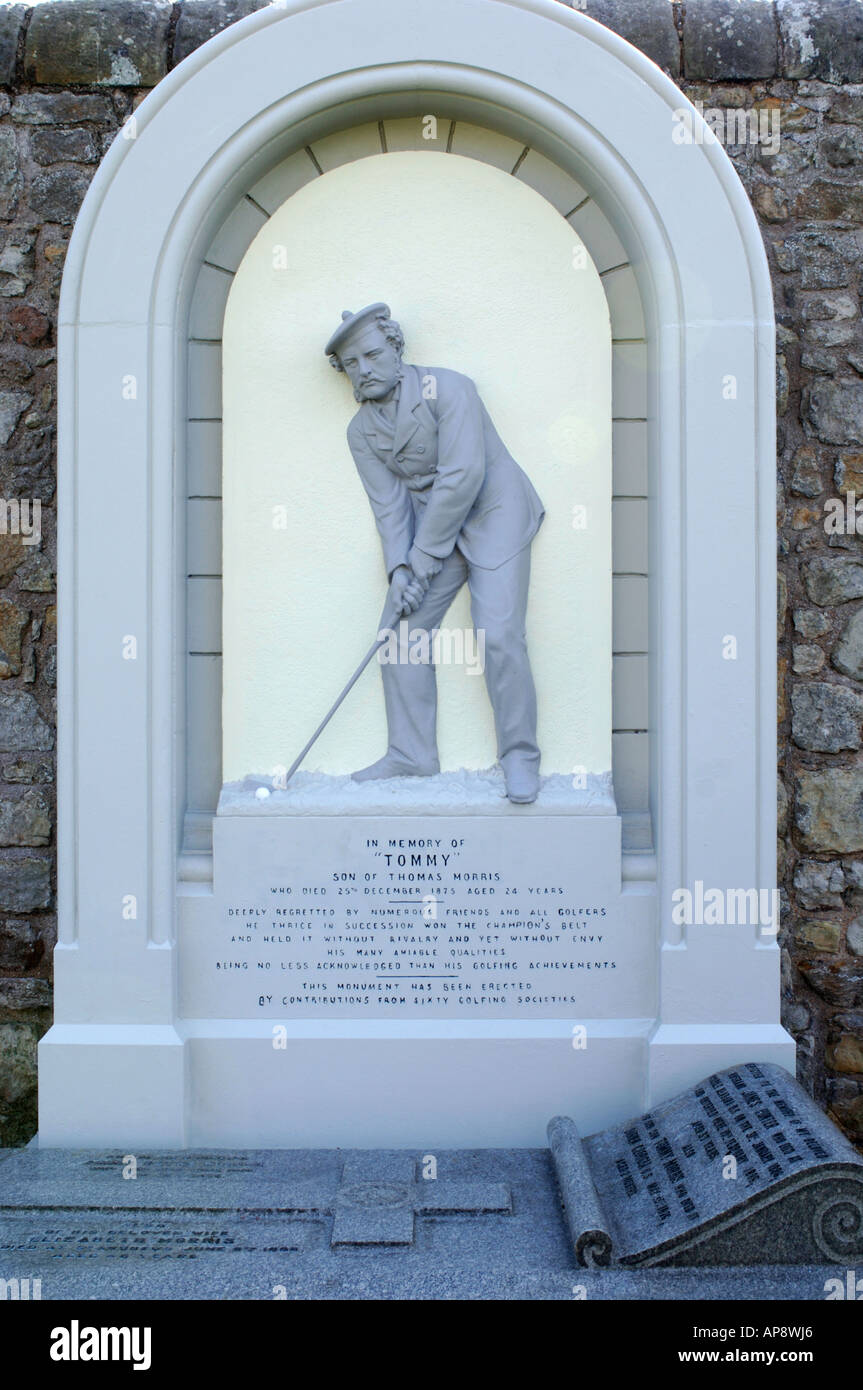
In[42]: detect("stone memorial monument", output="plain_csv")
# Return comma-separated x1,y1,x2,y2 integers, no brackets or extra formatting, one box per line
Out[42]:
38,0,793,1151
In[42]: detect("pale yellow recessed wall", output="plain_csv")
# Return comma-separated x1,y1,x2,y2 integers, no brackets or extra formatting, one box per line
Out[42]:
221,151,611,781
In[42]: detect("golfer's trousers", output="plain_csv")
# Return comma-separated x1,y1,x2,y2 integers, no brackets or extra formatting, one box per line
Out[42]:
376,543,540,776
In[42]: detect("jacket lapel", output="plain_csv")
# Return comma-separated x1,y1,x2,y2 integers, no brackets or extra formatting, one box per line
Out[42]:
392,364,423,457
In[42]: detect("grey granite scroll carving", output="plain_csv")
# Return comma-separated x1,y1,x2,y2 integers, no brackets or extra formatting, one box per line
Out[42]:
549,1062,863,1267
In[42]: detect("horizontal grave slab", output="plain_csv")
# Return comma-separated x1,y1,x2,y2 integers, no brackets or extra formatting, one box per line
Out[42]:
0,1152,512,1250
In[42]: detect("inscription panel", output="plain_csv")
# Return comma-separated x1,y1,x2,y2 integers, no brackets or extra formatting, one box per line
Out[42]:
180,816,654,1019
0,1213,315,1261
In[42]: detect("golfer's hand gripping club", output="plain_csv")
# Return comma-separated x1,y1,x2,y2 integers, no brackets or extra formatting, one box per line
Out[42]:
281,565,427,788
388,563,425,618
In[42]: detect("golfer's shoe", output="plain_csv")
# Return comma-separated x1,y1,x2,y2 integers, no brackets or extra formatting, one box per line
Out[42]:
503,761,540,804
351,753,440,782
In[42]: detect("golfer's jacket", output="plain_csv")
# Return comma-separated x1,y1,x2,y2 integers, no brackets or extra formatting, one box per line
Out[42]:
346,363,544,576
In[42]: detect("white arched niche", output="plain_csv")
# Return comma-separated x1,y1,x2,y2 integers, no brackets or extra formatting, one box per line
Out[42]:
221,151,612,785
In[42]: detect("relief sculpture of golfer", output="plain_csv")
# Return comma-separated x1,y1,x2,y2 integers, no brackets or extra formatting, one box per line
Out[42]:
326,302,545,805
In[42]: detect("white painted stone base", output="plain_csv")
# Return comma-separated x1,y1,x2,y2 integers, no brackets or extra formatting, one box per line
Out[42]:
181,1020,651,1147
647,1023,796,1110
38,1024,187,1148
36,1018,796,1149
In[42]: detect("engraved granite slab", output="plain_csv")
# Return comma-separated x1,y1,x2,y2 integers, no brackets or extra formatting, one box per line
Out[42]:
0,1149,510,1250
0,1138,856,1298
0,1149,576,1298
550,1062,863,1267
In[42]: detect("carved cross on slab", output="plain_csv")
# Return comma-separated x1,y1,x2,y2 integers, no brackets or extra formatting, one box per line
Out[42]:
294,1156,512,1247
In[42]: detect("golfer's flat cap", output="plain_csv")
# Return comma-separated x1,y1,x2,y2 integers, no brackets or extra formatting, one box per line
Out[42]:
325,302,390,357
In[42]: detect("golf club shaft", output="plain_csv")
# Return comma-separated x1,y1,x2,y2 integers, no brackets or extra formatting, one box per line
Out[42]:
282,597,406,788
